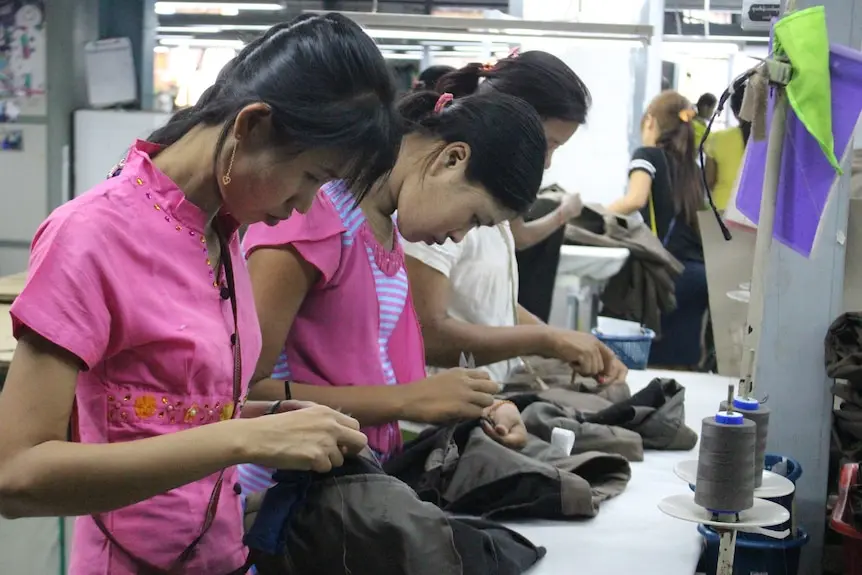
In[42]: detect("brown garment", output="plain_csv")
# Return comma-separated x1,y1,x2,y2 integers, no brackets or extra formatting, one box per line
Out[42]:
564,205,684,336
825,312,862,386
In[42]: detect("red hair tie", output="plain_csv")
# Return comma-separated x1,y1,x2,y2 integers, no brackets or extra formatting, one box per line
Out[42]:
507,46,521,59
434,92,454,114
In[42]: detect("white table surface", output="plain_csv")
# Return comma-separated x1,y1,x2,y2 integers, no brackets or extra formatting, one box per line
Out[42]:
557,245,630,280
507,369,732,575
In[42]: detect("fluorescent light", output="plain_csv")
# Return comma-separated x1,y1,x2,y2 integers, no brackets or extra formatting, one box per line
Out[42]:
363,28,642,47
381,52,422,61
159,37,245,48
155,2,283,15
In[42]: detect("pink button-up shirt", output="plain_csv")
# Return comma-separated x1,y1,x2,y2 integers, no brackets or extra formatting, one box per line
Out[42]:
10,140,262,574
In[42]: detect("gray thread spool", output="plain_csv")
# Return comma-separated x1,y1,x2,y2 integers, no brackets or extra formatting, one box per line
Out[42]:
720,399,771,488
694,414,757,513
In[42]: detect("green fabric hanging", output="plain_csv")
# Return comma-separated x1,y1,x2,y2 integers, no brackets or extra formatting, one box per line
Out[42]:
773,5,842,174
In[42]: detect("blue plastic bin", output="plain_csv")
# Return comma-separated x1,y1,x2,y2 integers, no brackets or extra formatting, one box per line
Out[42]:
698,525,808,575
689,453,801,538
591,328,655,370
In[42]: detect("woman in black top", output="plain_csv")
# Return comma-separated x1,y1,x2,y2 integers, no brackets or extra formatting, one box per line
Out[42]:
608,90,707,369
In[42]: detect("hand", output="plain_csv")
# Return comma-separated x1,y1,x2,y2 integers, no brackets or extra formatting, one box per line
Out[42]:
399,368,500,424
481,400,528,450
559,193,583,221
246,404,368,473
597,356,628,385
545,328,607,376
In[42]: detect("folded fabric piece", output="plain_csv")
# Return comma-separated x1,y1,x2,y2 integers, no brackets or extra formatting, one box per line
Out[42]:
825,312,862,386
246,453,544,575
520,400,644,462
580,378,699,451
385,421,631,520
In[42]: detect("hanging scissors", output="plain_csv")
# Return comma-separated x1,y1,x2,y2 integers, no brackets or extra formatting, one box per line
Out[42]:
459,352,476,370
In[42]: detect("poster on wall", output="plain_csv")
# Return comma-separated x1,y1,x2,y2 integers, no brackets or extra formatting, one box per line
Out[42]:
0,0,46,116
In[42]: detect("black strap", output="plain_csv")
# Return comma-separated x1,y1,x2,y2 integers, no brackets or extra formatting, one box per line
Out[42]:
82,219,247,575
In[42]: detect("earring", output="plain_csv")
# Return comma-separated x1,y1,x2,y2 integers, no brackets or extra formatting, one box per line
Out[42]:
222,138,238,186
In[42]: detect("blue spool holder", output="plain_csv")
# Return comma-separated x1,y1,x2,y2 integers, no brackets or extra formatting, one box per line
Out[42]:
698,526,809,575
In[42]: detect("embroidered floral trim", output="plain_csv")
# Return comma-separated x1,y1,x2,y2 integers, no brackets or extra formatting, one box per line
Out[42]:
358,222,404,277
107,394,239,425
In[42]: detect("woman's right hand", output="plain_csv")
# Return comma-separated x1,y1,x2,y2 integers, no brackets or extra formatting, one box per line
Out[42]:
399,368,500,424
544,328,610,376
244,405,368,473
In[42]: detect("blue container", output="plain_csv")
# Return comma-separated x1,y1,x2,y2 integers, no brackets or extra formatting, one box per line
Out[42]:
591,328,655,370
697,525,809,575
689,454,801,537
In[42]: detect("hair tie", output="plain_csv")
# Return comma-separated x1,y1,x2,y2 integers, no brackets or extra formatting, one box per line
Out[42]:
678,108,697,123
507,46,521,59
434,92,454,114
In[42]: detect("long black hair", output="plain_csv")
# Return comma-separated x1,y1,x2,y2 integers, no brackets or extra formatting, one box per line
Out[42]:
730,83,751,146
437,51,591,123
397,91,546,214
147,13,400,201
413,65,455,91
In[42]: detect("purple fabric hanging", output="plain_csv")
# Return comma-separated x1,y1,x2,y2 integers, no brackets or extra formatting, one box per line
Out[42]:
735,44,862,257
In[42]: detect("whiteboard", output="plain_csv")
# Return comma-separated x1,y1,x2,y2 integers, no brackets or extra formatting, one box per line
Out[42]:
73,109,171,197
0,123,47,242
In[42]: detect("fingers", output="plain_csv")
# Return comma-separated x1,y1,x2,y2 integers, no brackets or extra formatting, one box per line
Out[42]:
330,410,362,431
464,369,491,380
279,400,318,412
333,426,368,455
466,377,501,395
466,391,496,409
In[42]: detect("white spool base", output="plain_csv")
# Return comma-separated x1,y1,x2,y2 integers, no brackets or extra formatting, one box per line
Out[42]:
673,459,796,498
658,494,790,529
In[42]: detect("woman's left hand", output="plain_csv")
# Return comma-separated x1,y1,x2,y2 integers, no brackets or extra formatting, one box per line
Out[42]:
481,401,528,450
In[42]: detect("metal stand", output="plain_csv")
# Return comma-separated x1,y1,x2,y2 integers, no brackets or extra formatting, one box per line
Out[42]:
717,528,739,575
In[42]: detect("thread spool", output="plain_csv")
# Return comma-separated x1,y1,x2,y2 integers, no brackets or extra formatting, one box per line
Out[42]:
694,411,757,514
720,397,771,488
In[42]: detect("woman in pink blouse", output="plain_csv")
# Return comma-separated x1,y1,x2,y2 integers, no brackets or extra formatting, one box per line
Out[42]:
0,14,402,575
238,90,549,492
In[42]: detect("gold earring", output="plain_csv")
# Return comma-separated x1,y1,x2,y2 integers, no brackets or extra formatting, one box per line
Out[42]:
222,139,238,186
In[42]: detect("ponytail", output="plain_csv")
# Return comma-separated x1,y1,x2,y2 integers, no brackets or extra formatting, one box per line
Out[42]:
397,90,441,123
435,63,484,97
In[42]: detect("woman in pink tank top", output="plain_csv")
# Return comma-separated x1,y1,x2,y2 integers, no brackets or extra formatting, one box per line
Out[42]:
0,14,402,575
238,90,550,492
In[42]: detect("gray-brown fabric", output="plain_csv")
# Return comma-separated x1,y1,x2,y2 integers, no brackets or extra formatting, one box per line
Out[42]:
520,400,645,462
505,356,632,406
444,429,631,518
579,378,699,451
825,312,862,386
245,453,546,575
564,205,684,336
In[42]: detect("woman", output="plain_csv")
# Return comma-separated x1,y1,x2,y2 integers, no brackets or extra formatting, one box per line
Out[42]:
238,89,547,492
607,90,707,369
403,51,627,384
0,14,400,575
704,84,749,211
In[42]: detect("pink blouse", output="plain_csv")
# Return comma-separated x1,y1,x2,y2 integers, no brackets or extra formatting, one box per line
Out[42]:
238,182,427,493
10,140,262,574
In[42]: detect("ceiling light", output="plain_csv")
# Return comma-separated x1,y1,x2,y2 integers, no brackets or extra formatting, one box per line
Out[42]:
155,2,283,16
159,37,245,48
